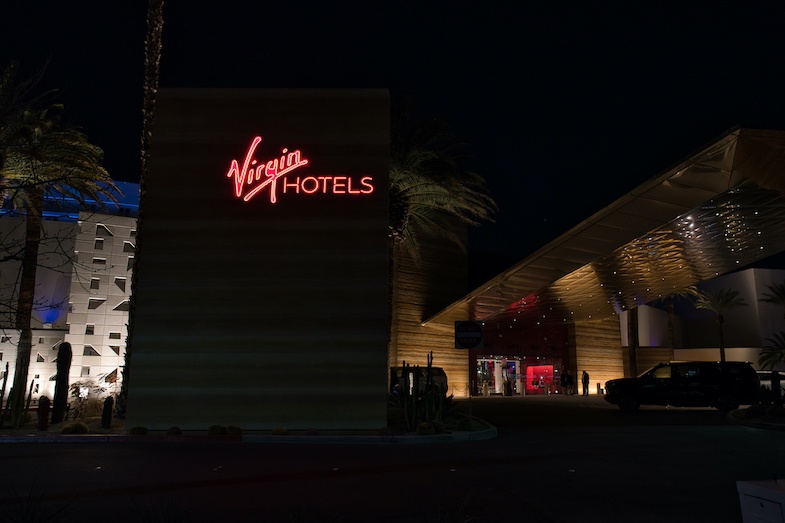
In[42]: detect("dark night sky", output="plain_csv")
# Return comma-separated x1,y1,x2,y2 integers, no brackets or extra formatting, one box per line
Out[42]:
4,2,785,279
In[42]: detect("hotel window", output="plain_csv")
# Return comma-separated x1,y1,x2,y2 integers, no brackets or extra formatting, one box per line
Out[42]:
1,336,10,343
36,354,45,362
91,278,100,290
130,229,137,237
94,238,104,250
83,345,100,356
109,345,121,355
81,366,90,377
123,241,135,253
96,224,113,236
103,368,118,383
88,298,106,310
114,277,126,292
113,299,130,312
85,324,95,335
38,337,45,344
93,257,107,265
0,352,3,361
127,256,134,271
109,332,122,340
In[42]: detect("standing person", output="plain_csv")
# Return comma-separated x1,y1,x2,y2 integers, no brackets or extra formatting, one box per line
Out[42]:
560,371,568,394
582,370,590,396
772,370,782,407
565,370,574,395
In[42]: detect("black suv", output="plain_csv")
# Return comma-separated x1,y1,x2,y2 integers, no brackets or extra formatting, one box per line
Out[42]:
604,361,760,412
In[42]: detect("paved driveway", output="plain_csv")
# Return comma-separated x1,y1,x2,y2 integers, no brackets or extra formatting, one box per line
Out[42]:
0,395,780,522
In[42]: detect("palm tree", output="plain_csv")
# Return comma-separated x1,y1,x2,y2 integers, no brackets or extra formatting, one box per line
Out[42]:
0,62,118,428
650,285,700,350
387,104,496,375
695,288,748,363
760,281,785,320
389,104,496,261
119,0,164,419
759,332,785,370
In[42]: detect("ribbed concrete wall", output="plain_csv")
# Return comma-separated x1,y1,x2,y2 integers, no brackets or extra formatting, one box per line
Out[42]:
126,89,390,431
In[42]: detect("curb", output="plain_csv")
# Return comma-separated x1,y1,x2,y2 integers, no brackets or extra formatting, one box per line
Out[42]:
0,425,498,444
727,410,785,431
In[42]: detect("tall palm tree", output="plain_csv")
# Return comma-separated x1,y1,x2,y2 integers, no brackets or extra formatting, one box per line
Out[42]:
695,288,748,363
1,62,118,428
118,0,164,419
759,332,785,370
389,104,496,262
387,105,496,374
760,281,785,320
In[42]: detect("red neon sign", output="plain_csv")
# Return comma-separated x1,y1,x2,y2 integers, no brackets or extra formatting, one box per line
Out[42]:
226,136,374,203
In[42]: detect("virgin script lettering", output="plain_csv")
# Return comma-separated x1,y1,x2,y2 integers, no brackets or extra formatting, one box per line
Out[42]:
226,136,375,203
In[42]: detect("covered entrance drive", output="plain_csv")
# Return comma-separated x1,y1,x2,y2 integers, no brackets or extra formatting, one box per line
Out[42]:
426,128,785,395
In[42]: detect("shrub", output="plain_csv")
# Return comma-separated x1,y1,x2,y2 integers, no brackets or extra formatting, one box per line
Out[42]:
416,422,435,436
101,396,114,429
128,426,148,436
226,425,242,436
61,422,90,434
743,404,766,419
207,425,227,436
456,418,477,431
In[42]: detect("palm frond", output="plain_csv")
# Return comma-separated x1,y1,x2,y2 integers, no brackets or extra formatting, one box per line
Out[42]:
759,332,785,370
695,288,748,315
389,106,497,261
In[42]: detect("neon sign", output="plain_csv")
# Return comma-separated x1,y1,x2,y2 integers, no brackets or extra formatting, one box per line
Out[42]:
226,136,375,203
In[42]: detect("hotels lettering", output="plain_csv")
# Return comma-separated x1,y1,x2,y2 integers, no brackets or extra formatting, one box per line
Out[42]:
226,135,375,203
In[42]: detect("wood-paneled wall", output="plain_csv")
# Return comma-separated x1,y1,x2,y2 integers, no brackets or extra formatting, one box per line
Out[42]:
573,315,625,392
389,226,470,397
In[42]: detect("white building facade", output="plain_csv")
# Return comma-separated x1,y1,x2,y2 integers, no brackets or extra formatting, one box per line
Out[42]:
0,183,138,404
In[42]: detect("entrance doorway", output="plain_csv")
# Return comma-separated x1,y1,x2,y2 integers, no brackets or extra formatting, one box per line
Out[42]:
474,357,563,396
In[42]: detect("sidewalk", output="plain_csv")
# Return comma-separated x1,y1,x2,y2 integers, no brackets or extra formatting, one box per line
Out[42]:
0,413,498,444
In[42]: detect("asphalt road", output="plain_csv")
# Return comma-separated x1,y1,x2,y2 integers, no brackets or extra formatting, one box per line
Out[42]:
0,395,781,523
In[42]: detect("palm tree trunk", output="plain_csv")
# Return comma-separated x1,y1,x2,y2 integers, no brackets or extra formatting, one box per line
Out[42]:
119,0,164,418
9,188,43,428
718,315,726,362
627,307,639,377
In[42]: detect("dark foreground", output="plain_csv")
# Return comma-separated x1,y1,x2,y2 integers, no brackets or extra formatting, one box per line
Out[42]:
0,395,781,522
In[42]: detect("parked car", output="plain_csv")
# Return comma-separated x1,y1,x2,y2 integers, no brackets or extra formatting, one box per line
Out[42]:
604,361,760,412
757,370,784,403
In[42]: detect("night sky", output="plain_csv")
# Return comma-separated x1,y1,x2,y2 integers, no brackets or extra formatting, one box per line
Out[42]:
4,2,785,280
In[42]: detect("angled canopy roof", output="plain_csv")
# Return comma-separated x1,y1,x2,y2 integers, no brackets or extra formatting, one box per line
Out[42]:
425,128,785,328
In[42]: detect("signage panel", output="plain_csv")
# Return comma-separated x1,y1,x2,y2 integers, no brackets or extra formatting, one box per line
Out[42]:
455,320,484,349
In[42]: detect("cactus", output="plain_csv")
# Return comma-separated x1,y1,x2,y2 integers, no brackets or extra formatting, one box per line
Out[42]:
401,353,450,433
0,362,8,412
51,342,72,424
101,396,114,429
36,396,51,431
0,386,13,427
23,379,34,425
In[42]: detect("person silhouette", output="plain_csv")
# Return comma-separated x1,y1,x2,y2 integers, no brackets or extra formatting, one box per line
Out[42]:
582,370,590,396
